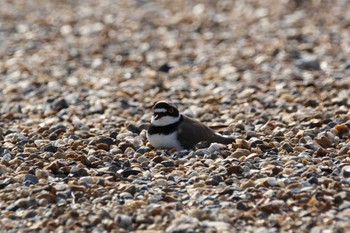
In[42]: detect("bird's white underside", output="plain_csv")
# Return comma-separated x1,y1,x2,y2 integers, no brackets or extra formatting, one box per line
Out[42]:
147,131,184,150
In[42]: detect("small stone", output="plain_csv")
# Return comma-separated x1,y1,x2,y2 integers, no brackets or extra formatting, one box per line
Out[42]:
295,55,321,70
236,201,251,211
259,200,284,213
118,142,135,152
0,164,9,175
152,156,164,163
226,165,243,174
158,63,172,73
208,143,224,153
127,124,142,134
335,124,349,135
0,177,15,189
43,145,57,153
96,143,110,151
282,142,293,153
315,136,332,148
121,169,141,177
115,214,133,229
24,174,39,186
137,146,151,154
37,193,56,203
70,166,89,177
194,149,210,156
231,149,250,158
245,153,259,160
206,175,223,186
240,180,255,189
202,221,232,232
124,185,136,196
96,137,115,146
79,176,94,185
119,192,133,200
341,166,350,178
50,98,69,111
161,160,175,167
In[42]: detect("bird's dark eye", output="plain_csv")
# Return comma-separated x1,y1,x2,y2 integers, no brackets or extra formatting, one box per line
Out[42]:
168,108,174,113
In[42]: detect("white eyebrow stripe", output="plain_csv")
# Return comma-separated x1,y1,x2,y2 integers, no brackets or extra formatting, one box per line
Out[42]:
154,109,167,113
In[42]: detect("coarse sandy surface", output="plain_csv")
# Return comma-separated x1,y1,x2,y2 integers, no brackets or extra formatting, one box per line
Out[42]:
1,0,350,232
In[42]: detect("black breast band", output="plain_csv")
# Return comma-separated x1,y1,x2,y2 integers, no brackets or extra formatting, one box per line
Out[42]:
148,115,183,135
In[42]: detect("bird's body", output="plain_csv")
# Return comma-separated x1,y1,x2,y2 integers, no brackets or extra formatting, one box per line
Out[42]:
147,101,234,150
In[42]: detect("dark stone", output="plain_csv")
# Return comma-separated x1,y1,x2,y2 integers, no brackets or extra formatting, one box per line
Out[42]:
70,166,89,177
43,144,57,153
282,142,293,153
226,165,243,175
0,177,15,189
121,170,141,177
24,174,39,186
161,160,175,167
342,166,350,178
24,210,37,218
124,185,136,196
122,160,131,168
51,98,69,111
136,146,151,154
49,133,58,140
158,63,172,73
271,166,283,176
97,137,114,146
151,156,164,164
250,139,264,148
307,176,319,185
195,141,209,149
206,175,223,186
119,142,135,152
236,201,250,211
109,131,119,139
295,55,321,70
127,124,141,134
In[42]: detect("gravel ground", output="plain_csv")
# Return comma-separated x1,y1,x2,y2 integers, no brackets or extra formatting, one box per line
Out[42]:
1,0,350,232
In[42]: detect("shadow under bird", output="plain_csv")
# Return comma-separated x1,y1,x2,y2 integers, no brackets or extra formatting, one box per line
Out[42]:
147,101,234,150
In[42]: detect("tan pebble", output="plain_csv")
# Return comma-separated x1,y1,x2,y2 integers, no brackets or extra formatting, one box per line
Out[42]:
35,169,49,179
37,193,56,203
24,147,37,153
283,167,294,175
69,185,87,192
9,158,20,165
294,146,307,152
54,152,66,159
245,153,259,160
240,180,255,189
235,139,250,149
45,161,59,172
259,200,283,213
231,149,250,158
96,143,109,151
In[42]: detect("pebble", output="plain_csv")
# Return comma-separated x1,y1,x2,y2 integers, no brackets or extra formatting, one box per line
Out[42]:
69,166,89,177
341,166,350,178
23,174,39,186
231,149,250,158
295,55,321,70
79,176,94,185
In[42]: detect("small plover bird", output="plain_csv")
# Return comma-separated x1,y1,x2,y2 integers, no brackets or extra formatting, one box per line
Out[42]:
147,101,234,150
